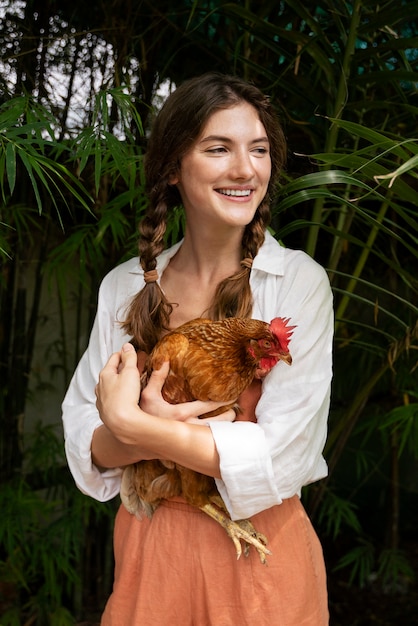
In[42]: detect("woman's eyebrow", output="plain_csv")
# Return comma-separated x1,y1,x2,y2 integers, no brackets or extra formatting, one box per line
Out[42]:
199,135,269,144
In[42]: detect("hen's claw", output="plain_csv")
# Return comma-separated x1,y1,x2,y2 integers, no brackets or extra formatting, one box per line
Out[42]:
236,518,270,559
200,502,271,564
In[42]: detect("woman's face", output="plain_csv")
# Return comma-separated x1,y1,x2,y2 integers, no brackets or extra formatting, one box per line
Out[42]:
171,102,271,231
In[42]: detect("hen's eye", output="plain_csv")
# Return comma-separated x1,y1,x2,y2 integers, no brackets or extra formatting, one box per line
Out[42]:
263,340,271,348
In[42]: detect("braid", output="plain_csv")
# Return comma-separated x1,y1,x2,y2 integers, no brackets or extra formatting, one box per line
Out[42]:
242,199,270,262
122,185,174,354
208,200,270,321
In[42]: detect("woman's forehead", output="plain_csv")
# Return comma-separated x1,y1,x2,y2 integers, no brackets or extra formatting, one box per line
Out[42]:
198,102,267,140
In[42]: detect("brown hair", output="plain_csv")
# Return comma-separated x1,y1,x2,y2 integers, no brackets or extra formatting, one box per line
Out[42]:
123,72,287,353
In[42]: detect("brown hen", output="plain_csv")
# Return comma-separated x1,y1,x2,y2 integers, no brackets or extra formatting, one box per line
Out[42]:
121,316,294,563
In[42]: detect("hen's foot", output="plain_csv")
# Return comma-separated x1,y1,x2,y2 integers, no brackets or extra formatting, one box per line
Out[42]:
200,502,271,564
120,465,156,519
235,518,270,559
208,495,270,561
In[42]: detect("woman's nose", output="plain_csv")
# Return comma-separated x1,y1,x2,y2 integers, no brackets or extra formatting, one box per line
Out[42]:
230,150,255,179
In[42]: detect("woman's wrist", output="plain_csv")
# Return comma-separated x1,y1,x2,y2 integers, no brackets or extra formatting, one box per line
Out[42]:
91,423,156,469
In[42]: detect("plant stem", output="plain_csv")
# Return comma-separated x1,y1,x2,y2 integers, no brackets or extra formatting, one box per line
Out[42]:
305,0,362,258
335,198,390,332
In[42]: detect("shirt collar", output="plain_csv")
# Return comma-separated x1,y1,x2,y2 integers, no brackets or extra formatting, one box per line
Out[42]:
130,231,285,279
252,230,285,276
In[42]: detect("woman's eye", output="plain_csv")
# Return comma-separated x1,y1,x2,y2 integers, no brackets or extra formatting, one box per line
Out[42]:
206,147,227,153
253,147,268,155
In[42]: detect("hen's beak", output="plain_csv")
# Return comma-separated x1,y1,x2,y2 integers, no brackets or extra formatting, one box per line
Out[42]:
279,352,292,366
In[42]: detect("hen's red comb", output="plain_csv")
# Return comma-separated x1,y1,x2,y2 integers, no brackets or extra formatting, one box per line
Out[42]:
269,317,296,351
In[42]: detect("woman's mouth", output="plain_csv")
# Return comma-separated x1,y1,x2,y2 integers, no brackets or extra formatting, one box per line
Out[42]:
216,188,252,197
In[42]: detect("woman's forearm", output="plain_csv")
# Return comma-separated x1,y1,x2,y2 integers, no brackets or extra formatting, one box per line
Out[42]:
92,416,221,477
91,423,159,469
127,409,222,478
93,408,221,478
94,344,223,477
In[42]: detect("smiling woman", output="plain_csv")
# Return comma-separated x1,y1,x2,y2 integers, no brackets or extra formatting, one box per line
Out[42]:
170,102,271,239
62,72,333,625
123,74,287,345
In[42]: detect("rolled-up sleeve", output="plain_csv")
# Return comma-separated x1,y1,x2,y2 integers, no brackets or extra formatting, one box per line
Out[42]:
62,261,139,501
62,245,181,501
210,248,333,520
62,340,123,502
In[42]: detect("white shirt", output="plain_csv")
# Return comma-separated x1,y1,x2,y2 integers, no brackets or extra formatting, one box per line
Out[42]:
62,231,333,520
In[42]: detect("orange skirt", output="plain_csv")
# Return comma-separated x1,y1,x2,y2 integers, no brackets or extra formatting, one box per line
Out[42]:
101,495,328,625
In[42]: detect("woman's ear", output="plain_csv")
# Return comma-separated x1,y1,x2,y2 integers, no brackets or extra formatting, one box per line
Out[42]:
168,162,180,185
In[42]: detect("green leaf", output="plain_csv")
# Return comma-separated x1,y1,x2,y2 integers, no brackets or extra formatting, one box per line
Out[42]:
76,128,96,175
318,491,362,539
94,138,102,197
377,549,415,590
5,142,16,195
18,149,43,214
379,403,418,457
374,153,418,187
322,118,415,162
103,130,129,183
334,540,375,587
280,170,375,193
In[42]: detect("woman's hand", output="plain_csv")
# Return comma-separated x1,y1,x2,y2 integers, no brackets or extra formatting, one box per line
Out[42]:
95,343,225,477
96,343,236,437
140,360,237,423
95,343,142,435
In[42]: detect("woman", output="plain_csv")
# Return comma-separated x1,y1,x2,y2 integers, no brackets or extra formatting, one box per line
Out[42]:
62,73,333,625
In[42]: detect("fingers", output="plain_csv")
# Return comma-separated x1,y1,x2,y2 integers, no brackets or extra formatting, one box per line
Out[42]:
100,350,123,376
99,342,138,378
139,361,176,418
186,400,234,417
200,408,237,422
185,408,237,424
120,341,140,367
147,360,170,388
96,343,141,422
141,359,237,423
171,399,237,422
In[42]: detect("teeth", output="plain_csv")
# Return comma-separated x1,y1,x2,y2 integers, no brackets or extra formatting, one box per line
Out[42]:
218,189,252,197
